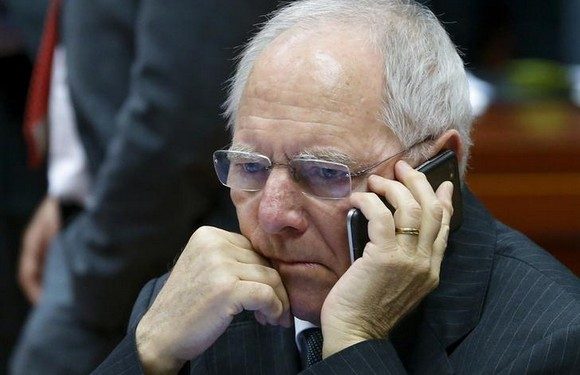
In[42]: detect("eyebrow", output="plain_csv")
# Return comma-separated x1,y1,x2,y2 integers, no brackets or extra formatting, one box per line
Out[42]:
229,143,357,167
229,143,256,153
297,148,356,166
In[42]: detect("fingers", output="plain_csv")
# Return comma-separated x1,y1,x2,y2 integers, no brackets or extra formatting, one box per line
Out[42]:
235,263,292,327
366,173,423,251
349,192,395,246
234,281,289,326
364,160,454,257
183,226,291,327
18,196,61,304
186,227,271,267
322,161,455,355
18,250,42,304
433,181,454,265
394,161,447,255
19,227,47,304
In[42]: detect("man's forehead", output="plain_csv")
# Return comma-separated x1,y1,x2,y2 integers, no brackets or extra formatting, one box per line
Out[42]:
232,23,395,163
243,23,384,108
238,83,372,123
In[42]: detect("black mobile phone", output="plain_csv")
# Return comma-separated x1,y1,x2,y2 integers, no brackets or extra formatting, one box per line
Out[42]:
347,150,462,262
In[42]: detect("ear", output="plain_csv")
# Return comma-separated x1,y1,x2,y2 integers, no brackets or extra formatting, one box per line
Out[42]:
432,129,463,162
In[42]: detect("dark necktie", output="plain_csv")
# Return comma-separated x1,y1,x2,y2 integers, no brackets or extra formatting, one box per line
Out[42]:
299,327,324,368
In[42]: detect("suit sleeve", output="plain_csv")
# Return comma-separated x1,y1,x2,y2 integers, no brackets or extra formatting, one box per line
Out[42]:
90,278,158,375
92,275,197,375
303,340,407,375
55,0,268,331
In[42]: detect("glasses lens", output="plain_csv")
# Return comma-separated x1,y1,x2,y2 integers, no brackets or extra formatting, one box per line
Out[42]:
292,159,351,199
213,150,270,191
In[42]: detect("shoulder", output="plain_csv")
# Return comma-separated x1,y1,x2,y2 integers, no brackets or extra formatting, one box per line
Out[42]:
492,221,579,298
449,220,579,373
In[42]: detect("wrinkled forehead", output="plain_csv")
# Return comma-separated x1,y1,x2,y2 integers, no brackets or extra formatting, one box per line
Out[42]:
241,23,384,112
232,23,393,156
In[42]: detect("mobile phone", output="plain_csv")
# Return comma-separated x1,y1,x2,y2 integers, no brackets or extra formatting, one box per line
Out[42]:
347,150,462,262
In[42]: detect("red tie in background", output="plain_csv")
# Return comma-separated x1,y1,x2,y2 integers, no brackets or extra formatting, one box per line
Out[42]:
23,0,61,169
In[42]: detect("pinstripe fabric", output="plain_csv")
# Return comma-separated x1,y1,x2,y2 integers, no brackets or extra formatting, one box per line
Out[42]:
203,312,301,374
93,188,579,374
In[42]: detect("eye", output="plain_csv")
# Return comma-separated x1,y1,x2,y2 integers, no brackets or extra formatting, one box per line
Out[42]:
301,164,348,182
242,162,266,174
318,167,344,180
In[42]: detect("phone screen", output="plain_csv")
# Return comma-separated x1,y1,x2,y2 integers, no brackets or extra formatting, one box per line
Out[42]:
347,150,462,262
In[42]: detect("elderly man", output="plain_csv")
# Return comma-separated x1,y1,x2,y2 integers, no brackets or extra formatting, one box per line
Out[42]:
95,0,579,374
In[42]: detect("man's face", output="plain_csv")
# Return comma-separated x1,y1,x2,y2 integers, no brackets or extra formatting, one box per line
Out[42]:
231,25,400,323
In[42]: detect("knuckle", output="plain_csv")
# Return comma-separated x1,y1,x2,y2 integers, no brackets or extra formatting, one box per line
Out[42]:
390,254,416,272
415,258,431,274
426,270,440,290
405,202,422,220
439,223,451,238
447,200,454,217
440,197,453,216
190,226,214,241
264,268,282,287
211,272,237,296
187,227,240,260
204,252,229,273
381,206,394,220
253,284,275,302
408,171,428,185
427,200,444,220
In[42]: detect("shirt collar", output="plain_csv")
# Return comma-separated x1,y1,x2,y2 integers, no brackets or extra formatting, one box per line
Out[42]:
294,317,317,352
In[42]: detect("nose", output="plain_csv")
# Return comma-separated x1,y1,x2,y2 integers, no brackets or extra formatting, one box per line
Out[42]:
258,168,308,235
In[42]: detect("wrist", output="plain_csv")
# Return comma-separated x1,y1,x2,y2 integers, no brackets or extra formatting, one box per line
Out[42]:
136,321,184,375
321,324,374,358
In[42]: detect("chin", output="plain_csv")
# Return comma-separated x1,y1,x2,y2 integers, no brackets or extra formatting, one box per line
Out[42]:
290,297,322,325
286,283,330,325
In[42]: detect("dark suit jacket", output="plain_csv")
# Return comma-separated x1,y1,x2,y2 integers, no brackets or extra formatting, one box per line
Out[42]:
94,188,580,374
50,0,275,333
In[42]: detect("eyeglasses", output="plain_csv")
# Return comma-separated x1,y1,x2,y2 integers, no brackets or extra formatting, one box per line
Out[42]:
213,138,430,199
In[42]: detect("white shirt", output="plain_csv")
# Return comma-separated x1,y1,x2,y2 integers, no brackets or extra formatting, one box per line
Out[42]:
294,317,317,353
47,46,91,206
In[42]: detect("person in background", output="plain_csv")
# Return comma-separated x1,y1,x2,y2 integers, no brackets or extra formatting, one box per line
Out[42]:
94,0,580,374
11,1,275,374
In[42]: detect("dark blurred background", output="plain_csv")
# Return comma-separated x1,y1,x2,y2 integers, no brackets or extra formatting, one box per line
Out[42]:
419,0,580,278
1,0,48,372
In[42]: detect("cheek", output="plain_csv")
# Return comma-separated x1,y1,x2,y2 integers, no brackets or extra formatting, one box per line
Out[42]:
310,201,352,273
231,190,259,236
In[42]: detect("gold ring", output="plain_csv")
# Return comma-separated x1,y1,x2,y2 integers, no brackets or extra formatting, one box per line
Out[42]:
395,227,420,236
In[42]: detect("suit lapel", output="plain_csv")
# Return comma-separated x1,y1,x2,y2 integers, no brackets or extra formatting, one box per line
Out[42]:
425,187,496,348
389,187,496,373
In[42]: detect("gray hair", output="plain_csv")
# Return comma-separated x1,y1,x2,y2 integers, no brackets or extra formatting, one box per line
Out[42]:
223,0,473,174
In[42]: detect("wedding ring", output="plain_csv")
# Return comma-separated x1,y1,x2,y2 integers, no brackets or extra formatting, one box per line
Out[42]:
395,227,420,236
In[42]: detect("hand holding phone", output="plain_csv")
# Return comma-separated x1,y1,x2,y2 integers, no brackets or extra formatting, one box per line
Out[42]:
347,150,462,262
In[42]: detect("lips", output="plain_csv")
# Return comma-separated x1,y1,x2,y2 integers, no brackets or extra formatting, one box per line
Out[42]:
271,259,328,278
275,260,321,268
254,242,321,267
